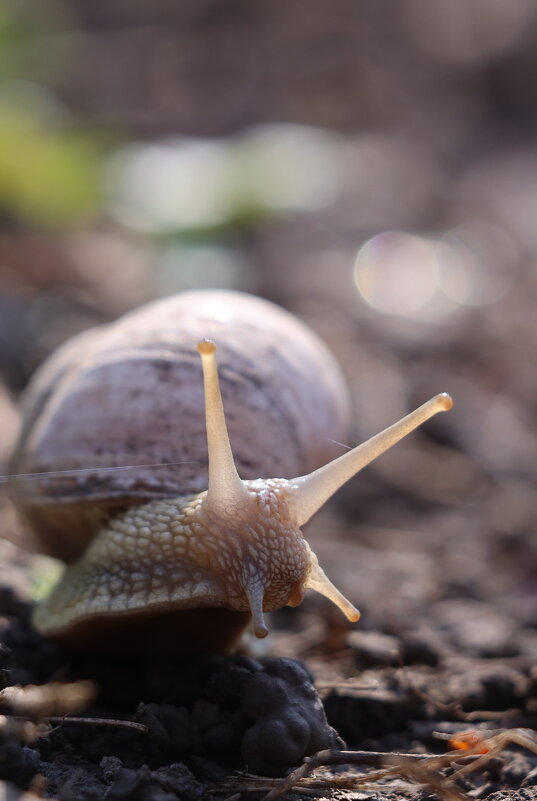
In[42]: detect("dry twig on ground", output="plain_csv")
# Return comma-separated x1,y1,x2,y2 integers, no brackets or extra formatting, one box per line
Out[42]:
253,731,537,801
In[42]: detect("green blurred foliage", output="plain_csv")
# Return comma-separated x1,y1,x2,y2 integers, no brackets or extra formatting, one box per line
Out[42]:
0,1,105,228
0,104,103,227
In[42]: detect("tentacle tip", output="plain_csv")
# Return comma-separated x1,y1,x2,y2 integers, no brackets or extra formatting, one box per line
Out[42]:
197,339,217,357
436,392,453,412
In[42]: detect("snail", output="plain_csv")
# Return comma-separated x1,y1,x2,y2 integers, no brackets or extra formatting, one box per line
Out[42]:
10,290,452,656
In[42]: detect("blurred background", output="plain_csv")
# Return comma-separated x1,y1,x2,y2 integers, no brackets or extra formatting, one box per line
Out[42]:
1,0,537,645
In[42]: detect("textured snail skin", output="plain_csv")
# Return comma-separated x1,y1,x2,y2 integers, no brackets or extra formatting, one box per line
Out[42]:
32,481,313,656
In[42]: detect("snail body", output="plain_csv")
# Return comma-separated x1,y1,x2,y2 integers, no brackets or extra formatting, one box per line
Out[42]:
11,290,452,656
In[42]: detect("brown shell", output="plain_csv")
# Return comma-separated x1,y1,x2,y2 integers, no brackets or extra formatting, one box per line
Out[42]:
11,290,351,562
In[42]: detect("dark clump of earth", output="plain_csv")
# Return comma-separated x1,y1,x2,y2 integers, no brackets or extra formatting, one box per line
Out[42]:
0,588,345,799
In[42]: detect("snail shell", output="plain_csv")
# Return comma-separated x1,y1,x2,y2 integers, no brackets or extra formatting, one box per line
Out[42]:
12,290,351,563
10,290,452,656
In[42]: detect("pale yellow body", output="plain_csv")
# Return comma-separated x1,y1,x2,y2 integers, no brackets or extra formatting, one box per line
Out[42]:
34,480,312,639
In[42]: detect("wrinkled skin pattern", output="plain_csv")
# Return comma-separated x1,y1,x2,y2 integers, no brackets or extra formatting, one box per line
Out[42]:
33,480,314,637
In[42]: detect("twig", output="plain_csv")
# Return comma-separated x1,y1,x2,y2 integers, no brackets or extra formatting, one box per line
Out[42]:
315,681,380,691
47,715,149,733
0,681,96,718
259,748,482,801
395,759,468,801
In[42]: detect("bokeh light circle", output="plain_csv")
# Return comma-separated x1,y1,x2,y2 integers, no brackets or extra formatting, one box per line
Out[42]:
354,231,439,316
